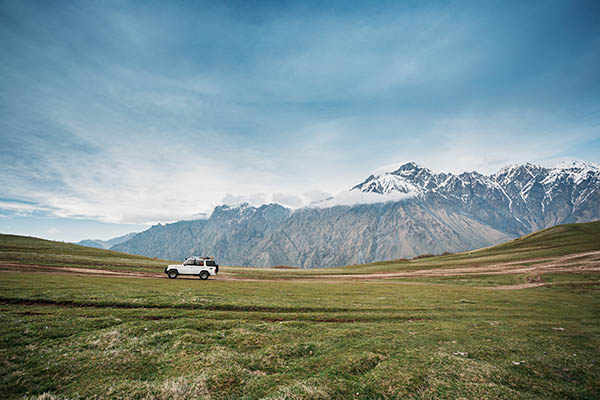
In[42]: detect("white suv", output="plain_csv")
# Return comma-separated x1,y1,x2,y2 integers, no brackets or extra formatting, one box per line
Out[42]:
164,257,219,280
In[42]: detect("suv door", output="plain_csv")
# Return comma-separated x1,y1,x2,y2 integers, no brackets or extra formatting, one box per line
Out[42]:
182,259,195,274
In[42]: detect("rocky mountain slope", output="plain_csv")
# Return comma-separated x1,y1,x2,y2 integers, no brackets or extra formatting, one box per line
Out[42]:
113,204,291,263
112,161,600,267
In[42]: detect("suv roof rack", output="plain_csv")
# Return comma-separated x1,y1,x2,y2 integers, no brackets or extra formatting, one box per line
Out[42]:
186,256,215,260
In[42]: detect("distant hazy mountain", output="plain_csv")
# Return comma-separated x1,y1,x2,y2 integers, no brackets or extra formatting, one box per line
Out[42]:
112,161,600,268
75,232,137,250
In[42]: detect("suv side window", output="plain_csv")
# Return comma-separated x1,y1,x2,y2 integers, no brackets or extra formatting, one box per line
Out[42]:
206,260,216,266
196,259,204,266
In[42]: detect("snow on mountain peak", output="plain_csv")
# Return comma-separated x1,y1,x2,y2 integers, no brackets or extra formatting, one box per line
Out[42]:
313,159,599,211
351,161,431,195
351,159,600,199
544,160,600,186
353,173,422,195
496,163,520,176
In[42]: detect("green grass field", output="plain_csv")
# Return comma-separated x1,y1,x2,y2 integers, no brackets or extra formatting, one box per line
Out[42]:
1,221,599,399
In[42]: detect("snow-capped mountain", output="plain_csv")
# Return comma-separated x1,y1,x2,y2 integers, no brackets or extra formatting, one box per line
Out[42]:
113,160,600,268
350,161,600,232
353,160,599,198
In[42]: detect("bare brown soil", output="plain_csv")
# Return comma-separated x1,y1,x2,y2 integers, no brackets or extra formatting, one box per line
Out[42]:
1,250,599,290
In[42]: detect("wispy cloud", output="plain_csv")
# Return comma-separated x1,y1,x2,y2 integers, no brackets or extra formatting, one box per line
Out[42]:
0,199,55,216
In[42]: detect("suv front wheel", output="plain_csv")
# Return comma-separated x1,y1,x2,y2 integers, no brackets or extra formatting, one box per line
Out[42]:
168,270,178,279
199,271,209,280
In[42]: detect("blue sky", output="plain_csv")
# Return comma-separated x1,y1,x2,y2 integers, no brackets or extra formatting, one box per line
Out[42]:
1,0,599,241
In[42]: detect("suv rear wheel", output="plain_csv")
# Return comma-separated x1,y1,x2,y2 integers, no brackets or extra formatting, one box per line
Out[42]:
199,271,209,280
168,270,178,279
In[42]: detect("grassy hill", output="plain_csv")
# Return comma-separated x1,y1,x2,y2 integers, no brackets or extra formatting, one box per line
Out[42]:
350,219,600,269
431,219,600,262
0,233,170,272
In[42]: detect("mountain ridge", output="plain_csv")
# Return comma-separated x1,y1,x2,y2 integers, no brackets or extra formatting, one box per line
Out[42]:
111,160,600,267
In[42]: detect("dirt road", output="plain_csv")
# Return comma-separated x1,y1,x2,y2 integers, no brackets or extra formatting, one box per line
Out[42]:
1,250,599,289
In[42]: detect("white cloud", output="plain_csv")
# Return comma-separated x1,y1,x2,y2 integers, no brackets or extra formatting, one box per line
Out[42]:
271,193,303,208
311,189,415,208
221,193,268,207
2,111,594,226
303,190,332,204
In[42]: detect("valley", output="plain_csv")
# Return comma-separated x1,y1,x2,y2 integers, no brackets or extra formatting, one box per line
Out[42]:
1,222,599,399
